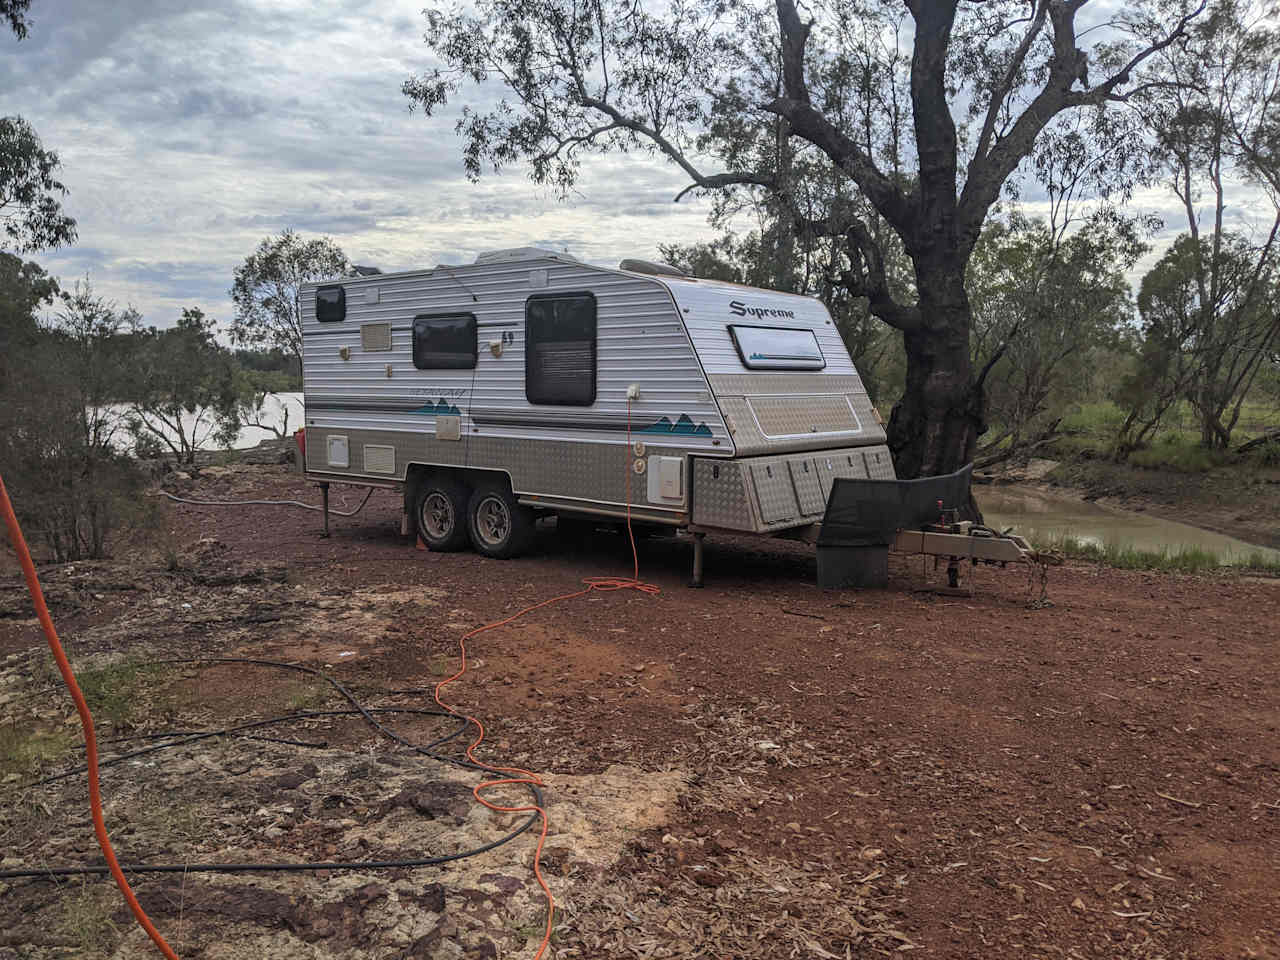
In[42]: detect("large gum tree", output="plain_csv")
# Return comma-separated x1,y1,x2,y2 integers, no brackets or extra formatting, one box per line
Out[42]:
404,0,1203,479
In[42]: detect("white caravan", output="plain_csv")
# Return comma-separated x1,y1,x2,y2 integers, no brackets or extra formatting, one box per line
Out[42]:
298,248,897,581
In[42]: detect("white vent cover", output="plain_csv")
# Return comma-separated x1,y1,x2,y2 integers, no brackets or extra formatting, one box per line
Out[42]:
326,435,349,468
363,444,396,474
618,258,686,277
473,247,580,265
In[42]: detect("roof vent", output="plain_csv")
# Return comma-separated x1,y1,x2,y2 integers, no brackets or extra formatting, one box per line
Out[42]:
618,258,687,278
473,247,579,265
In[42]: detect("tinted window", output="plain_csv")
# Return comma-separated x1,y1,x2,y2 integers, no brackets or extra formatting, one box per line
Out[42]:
412,313,477,369
316,285,345,323
525,293,597,406
729,324,826,370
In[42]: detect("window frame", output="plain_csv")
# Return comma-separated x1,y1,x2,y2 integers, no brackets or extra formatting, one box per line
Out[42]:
727,323,827,371
411,312,478,370
524,291,598,407
315,284,346,323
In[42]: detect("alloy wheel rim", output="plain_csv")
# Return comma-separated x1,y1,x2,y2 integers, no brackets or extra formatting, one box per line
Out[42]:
476,495,510,546
421,491,453,539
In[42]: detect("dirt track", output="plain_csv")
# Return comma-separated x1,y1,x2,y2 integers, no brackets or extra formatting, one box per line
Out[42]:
2,464,1278,959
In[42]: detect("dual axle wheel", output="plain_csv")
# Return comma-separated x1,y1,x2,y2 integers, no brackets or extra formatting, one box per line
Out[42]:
413,478,535,558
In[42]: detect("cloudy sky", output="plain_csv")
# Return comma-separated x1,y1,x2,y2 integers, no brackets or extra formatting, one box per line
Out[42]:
2,0,1268,330
1,0,717,326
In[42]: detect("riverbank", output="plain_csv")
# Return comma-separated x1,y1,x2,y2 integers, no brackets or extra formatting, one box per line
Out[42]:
980,455,1280,553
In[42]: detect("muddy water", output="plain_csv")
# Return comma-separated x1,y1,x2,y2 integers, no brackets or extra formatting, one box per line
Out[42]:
978,486,1280,565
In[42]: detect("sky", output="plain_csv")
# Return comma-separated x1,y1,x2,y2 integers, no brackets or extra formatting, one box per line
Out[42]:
1,0,718,327
1,0,1272,331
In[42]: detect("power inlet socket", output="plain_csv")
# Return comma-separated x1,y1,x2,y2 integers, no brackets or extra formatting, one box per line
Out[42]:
626,383,641,401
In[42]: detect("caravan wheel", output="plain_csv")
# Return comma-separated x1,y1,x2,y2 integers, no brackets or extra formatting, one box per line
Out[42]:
467,485,536,559
414,479,470,552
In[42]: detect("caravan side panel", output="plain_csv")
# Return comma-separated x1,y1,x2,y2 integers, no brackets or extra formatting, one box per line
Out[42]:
300,260,730,519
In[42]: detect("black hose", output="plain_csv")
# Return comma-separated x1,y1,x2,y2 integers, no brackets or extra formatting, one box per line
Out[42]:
27,706,470,788
1,657,543,883
161,487,375,517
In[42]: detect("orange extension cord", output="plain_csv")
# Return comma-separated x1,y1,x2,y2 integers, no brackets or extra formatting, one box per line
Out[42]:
431,399,660,958
0,473,182,960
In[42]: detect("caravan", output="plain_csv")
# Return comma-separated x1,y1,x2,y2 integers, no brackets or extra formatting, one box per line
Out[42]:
299,247,897,580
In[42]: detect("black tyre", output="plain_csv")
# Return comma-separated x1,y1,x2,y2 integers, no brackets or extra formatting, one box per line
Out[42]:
467,484,536,558
413,477,471,552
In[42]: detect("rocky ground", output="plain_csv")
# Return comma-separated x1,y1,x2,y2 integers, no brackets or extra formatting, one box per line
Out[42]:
1,464,1278,959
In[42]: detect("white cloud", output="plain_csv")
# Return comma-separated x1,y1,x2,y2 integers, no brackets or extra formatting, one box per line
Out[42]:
1,0,719,326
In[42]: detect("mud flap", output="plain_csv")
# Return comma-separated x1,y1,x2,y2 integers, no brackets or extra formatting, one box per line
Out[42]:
815,464,974,589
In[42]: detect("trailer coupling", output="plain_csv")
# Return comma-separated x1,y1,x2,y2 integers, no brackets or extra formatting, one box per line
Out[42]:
813,463,1049,589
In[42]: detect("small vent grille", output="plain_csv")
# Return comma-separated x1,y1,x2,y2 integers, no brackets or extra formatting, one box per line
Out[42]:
363,444,396,474
361,322,393,352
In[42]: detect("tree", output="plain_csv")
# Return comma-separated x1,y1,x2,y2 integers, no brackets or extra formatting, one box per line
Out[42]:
0,116,77,253
2,1,31,40
1130,232,1278,449
1124,0,1280,450
127,308,242,464
968,212,1142,466
230,229,352,370
405,0,1203,481
0,251,57,386
0,273,147,561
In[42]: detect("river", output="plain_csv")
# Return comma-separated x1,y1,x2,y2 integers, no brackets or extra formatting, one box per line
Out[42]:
979,485,1280,566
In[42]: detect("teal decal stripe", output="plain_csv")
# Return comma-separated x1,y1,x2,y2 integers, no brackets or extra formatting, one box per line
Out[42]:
410,399,463,416
637,413,713,437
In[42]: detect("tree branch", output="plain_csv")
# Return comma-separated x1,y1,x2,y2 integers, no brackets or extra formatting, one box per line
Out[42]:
577,94,775,200
959,1,1205,237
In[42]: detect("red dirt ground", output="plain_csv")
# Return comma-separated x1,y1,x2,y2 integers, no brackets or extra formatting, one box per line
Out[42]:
4,464,1278,958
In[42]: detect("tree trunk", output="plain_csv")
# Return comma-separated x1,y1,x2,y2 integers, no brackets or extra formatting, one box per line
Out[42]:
885,266,982,483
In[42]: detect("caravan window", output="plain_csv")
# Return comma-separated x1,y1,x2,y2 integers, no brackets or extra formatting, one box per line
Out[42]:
316,285,346,323
412,313,477,369
525,293,597,406
728,324,826,370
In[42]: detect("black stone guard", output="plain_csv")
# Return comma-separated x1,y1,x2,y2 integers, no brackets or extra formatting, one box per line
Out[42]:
817,463,975,548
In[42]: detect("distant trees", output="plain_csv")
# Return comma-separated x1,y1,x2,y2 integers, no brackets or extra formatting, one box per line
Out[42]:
230,229,352,370
126,307,244,465
969,214,1143,466
1116,233,1278,452
0,277,147,561
1114,0,1280,453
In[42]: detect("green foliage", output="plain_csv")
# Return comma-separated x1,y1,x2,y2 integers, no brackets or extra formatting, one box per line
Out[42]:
126,307,243,464
1127,435,1227,473
0,276,152,560
1121,232,1279,452
1247,440,1280,467
2,0,32,40
1041,533,1280,575
968,212,1142,463
230,229,351,367
0,722,76,778
0,115,77,253
74,660,168,730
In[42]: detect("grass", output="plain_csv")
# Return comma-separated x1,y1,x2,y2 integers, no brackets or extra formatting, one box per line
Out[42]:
285,682,331,712
74,660,171,729
1051,399,1280,471
56,881,120,958
1041,532,1280,575
0,723,78,779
